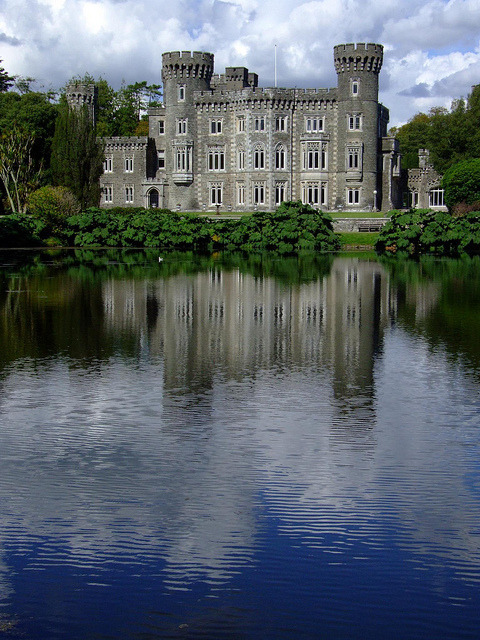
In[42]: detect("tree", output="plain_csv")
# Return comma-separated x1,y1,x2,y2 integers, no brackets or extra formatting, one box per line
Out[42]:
50,104,103,209
0,61,14,92
442,159,480,213
0,128,42,213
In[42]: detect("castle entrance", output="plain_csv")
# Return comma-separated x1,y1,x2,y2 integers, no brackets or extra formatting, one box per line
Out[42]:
148,189,159,208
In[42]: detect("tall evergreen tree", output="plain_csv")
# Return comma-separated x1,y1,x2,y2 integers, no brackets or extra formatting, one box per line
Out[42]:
50,104,103,209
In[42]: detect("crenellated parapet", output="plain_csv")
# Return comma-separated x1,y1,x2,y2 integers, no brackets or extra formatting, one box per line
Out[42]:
66,83,98,125
334,43,383,75
162,51,214,83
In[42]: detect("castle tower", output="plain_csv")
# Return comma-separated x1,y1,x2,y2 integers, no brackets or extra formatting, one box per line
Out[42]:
161,51,214,210
334,43,384,210
65,83,98,126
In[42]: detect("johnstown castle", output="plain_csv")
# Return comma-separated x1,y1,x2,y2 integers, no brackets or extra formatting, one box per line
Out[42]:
66,43,445,213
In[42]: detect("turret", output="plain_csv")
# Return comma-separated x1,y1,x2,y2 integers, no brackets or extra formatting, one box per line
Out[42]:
333,43,384,210
161,51,214,107
65,83,98,126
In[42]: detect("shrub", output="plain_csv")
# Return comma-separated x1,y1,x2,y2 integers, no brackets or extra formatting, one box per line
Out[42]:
27,186,81,240
375,208,480,256
0,213,42,247
442,159,480,211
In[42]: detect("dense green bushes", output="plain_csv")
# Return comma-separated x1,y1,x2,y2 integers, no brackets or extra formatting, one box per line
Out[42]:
442,159,480,213
0,214,42,247
375,208,480,256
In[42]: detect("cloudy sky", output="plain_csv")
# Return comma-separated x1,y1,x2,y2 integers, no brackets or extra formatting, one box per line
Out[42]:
1,0,480,126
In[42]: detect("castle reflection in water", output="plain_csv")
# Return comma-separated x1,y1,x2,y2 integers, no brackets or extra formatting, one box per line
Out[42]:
100,257,434,401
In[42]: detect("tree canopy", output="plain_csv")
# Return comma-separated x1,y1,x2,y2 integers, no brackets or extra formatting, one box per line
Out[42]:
389,85,480,173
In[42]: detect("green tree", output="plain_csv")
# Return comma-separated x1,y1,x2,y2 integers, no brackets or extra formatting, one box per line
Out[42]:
442,159,480,212
0,61,14,92
27,185,80,239
0,127,42,213
50,104,103,209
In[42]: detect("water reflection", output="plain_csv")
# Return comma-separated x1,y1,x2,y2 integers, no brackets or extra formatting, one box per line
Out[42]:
0,250,479,639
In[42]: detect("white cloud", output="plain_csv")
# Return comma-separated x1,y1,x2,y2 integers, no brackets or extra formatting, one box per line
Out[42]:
0,0,478,124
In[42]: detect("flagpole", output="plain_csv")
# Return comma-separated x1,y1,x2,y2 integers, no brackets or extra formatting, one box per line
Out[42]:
274,44,277,88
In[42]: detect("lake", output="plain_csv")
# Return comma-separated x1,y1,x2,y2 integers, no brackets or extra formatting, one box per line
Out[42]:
0,249,479,639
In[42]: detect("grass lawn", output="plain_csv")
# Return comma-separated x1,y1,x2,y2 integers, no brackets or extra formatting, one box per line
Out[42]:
337,231,379,248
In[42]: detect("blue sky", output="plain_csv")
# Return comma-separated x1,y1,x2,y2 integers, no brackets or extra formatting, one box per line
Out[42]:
1,0,479,126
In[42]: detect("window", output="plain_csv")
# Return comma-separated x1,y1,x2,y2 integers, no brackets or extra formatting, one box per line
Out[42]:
276,116,288,132
125,186,134,203
175,146,191,172
158,120,165,135
210,119,223,134
347,146,361,169
403,191,419,208
158,150,165,169
253,183,265,205
237,148,245,170
429,189,445,207
178,85,186,101
254,116,265,131
236,117,245,133
254,145,265,169
302,142,327,170
347,188,360,205
275,182,287,205
348,114,362,130
351,80,359,96
209,182,223,205
237,182,245,205
124,157,133,172
305,117,324,133
302,182,327,207
275,145,286,170
177,118,187,135
103,156,113,173
208,148,225,171
104,186,113,203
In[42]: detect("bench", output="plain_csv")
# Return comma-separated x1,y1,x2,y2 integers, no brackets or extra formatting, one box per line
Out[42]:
357,222,384,232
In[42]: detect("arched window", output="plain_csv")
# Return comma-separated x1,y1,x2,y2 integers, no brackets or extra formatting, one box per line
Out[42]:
254,145,265,170
148,188,159,208
275,145,286,170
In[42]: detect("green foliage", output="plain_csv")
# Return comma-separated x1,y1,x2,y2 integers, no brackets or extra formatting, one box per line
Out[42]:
0,213,43,247
51,104,103,208
442,159,480,210
390,86,480,173
0,128,43,214
375,208,480,256
65,202,340,253
0,60,14,92
27,186,81,239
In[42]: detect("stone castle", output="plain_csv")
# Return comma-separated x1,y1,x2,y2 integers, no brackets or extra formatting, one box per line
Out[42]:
68,43,408,212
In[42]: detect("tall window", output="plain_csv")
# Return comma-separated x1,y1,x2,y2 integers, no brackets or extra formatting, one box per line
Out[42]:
178,85,186,101
124,157,133,172
125,186,134,203
305,117,323,133
276,116,288,131
275,182,287,205
237,182,245,205
210,182,223,205
158,120,165,135
254,145,265,169
103,156,113,173
254,116,265,131
158,150,165,169
348,114,362,131
347,146,361,169
236,117,245,133
351,79,359,96
210,119,223,134
177,118,188,135
347,188,360,205
302,143,327,170
104,186,113,203
302,182,327,207
429,189,445,207
208,148,225,171
275,145,286,170
253,183,265,205
237,148,245,170
175,146,190,171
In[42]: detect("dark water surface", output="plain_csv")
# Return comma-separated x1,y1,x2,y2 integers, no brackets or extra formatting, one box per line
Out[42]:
0,249,479,639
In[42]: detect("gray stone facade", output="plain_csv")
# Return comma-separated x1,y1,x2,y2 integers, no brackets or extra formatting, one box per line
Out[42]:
73,43,403,212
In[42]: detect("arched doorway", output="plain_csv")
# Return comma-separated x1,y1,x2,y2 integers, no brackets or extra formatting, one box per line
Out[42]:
148,188,159,208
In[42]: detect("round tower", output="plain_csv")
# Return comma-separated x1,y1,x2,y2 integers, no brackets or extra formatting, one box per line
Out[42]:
161,51,214,210
65,83,98,126
333,43,384,210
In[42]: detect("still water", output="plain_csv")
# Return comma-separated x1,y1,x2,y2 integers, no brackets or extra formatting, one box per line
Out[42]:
0,249,479,639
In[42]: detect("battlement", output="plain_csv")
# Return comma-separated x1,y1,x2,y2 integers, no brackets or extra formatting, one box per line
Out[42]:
66,84,97,105
334,42,383,74
162,51,214,82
